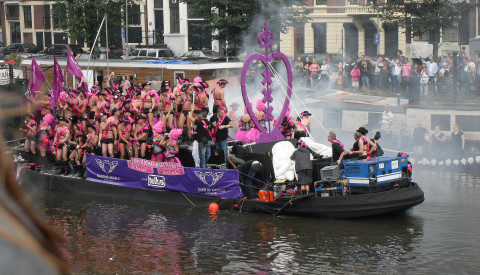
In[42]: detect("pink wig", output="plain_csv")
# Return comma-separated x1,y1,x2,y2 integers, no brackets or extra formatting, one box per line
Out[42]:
169,128,182,141
193,76,202,85
153,121,164,135
59,91,67,102
42,114,55,125
256,99,265,112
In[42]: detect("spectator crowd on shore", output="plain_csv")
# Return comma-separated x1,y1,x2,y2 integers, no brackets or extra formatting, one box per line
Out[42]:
293,51,480,101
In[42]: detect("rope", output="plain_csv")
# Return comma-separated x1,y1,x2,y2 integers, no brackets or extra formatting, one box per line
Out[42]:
4,137,26,144
181,192,196,207
266,62,330,137
236,170,271,188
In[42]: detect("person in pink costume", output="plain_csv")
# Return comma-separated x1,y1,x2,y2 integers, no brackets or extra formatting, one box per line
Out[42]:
164,128,182,165
235,102,253,143
151,120,165,162
245,99,266,143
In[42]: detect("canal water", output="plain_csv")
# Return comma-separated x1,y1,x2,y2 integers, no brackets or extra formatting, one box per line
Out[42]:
26,168,480,274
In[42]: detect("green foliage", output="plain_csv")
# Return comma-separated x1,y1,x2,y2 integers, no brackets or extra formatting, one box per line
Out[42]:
373,0,472,39
181,0,309,47
53,0,135,47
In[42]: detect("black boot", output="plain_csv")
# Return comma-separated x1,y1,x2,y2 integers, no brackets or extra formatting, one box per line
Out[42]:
26,151,33,163
65,160,75,175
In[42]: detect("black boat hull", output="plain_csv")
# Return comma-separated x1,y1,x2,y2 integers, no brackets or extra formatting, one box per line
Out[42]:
19,168,424,218
234,183,425,218
19,169,227,208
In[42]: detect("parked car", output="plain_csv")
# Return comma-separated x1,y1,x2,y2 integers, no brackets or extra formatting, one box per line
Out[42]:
0,42,6,53
126,48,175,60
2,43,39,55
180,50,237,63
76,52,123,60
93,46,125,56
42,44,84,56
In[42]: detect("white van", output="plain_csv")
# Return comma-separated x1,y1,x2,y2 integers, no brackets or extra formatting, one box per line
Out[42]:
128,48,175,60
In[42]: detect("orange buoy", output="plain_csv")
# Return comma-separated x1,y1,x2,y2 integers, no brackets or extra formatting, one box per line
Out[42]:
209,202,219,211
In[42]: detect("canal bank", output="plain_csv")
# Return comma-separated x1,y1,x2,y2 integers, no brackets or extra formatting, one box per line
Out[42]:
299,88,480,147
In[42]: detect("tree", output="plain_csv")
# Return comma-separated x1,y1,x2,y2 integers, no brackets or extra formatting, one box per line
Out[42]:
180,0,309,51
53,0,135,48
372,0,473,58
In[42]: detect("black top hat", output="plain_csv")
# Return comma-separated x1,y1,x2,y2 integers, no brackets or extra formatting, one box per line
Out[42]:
161,80,170,87
142,82,151,88
217,79,228,85
357,127,368,135
301,111,312,116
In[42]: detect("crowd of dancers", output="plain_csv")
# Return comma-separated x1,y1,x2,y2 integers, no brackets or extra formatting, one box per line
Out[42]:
19,74,314,175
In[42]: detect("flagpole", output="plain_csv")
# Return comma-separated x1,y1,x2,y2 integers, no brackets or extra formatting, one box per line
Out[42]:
105,8,110,76
86,14,107,86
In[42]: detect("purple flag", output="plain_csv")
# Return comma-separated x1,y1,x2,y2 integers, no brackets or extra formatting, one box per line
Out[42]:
67,50,88,91
26,57,46,98
51,55,65,111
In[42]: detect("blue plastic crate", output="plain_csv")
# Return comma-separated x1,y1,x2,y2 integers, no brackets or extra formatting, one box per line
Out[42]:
344,156,408,187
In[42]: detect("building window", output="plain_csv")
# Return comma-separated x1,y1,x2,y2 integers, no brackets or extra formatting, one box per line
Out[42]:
128,27,142,43
154,0,163,9
128,4,141,25
23,6,32,28
443,22,458,42
456,115,480,131
413,32,429,42
170,6,180,33
349,0,359,4
431,115,450,131
6,5,20,20
316,0,327,5
53,4,64,29
44,5,51,29
11,22,21,43
312,23,327,53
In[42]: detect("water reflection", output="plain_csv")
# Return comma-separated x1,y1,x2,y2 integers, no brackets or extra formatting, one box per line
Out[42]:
24,168,480,273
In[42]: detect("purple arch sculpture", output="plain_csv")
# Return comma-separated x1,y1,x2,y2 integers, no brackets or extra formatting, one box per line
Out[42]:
240,22,293,144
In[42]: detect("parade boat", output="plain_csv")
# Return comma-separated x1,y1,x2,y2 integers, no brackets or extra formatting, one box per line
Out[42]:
17,151,424,218
16,22,424,218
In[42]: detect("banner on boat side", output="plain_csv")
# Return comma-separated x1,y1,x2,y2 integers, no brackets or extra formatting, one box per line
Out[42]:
86,155,243,199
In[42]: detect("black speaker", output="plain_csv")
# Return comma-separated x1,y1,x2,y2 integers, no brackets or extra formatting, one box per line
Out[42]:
207,148,225,165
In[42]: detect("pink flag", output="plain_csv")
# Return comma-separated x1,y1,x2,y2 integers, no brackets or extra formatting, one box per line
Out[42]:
26,57,46,98
51,55,65,111
67,50,88,91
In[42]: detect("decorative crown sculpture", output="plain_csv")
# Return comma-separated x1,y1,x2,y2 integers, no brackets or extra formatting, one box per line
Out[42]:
240,22,293,144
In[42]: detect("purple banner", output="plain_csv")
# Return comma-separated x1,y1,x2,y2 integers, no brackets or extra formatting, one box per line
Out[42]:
67,51,88,91
52,55,65,110
26,57,46,98
86,155,243,199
